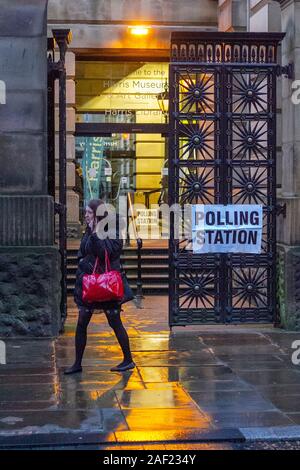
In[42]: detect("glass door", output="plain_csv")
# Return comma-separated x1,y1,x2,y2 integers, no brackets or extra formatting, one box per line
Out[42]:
75,132,168,226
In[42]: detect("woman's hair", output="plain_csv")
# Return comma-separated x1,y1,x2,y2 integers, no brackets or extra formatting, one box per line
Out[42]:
87,199,124,238
87,199,106,221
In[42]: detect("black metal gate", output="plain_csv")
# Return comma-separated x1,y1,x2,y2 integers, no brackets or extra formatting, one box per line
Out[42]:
168,32,286,326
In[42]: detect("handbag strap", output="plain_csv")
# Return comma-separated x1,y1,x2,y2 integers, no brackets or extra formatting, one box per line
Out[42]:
92,250,111,274
92,257,100,274
104,249,111,272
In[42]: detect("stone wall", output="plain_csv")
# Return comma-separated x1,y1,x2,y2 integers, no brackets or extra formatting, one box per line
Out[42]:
277,245,300,330
0,1,48,194
48,0,218,26
275,0,300,330
250,0,281,32
0,248,61,337
218,0,247,31
0,1,61,337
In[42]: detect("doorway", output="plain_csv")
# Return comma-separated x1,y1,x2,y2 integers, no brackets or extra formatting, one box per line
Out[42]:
74,126,169,246
74,59,170,244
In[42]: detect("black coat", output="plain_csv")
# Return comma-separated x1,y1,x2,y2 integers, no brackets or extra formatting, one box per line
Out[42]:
74,225,133,310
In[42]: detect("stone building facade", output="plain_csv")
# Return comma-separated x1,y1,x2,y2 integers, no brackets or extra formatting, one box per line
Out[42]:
47,0,219,236
47,0,300,329
47,0,287,239
0,0,300,335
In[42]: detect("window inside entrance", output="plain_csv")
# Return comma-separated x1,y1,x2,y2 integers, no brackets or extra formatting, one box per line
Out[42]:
75,133,168,222
75,60,169,224
76,61,169,125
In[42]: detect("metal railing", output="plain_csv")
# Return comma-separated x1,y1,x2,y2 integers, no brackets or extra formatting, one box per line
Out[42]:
127,193,143,309
143,188,161,209
47,29,71,332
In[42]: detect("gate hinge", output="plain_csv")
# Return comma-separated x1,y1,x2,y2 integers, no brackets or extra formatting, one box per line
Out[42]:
54,202,65,215
276,203,287,218
276,63,294,79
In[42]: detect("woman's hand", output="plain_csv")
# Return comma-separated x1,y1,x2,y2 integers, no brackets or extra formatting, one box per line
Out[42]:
88,218,95,232
89,219,98,233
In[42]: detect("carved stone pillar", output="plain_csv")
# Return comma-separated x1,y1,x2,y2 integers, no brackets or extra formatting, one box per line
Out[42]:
275,0,300,330
218,0,247,31
54,51,81,238
250,0,281,32
0,1,61,337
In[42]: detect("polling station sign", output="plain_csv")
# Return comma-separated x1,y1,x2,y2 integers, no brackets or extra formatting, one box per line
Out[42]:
192,204,263,254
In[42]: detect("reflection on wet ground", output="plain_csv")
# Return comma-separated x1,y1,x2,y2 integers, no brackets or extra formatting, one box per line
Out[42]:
1,296,300,446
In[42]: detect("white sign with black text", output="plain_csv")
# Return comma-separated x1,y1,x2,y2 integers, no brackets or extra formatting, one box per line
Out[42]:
192,204,263,254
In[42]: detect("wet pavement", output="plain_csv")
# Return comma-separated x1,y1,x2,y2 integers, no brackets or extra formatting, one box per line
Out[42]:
1,296,300,448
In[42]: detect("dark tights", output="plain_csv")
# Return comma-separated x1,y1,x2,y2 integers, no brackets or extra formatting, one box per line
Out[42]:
73,306,133,368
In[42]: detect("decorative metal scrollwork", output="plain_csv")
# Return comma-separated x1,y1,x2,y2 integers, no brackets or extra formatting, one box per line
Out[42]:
179,269,215,309
178,72,214,114
178,121,215,160
232,120,268,161
232,167,268,205
232,266,268,309
232,71,268,114
178,167,214,204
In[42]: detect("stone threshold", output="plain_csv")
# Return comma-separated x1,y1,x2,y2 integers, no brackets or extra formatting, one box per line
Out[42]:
2,425,300,448
0,428,244,449
240,425,300,441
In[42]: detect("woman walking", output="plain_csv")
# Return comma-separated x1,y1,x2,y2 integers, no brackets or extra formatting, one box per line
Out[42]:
64,199,135,375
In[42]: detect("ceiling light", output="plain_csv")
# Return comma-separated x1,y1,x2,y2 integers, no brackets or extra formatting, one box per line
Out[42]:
129,26,150,36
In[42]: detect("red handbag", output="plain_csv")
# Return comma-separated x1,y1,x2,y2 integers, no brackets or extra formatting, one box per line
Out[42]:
82,250,124,304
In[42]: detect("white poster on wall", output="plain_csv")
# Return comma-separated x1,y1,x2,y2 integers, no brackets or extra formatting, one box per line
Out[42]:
192,204,263,254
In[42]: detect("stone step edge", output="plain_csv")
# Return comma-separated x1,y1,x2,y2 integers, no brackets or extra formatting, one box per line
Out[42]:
239,425,300,441
2,425,300,448
0,427,244,448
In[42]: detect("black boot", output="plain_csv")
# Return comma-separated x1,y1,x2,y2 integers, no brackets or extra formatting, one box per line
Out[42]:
110,361,135,372
64,364,82,375
64,308,93,375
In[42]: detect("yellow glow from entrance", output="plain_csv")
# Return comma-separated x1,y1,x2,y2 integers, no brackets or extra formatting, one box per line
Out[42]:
129,26,150,36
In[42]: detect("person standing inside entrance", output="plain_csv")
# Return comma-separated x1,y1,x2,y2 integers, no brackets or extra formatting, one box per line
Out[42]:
64,198,135,374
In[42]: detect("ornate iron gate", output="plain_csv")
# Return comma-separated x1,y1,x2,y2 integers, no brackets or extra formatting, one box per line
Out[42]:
168,32,286,326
